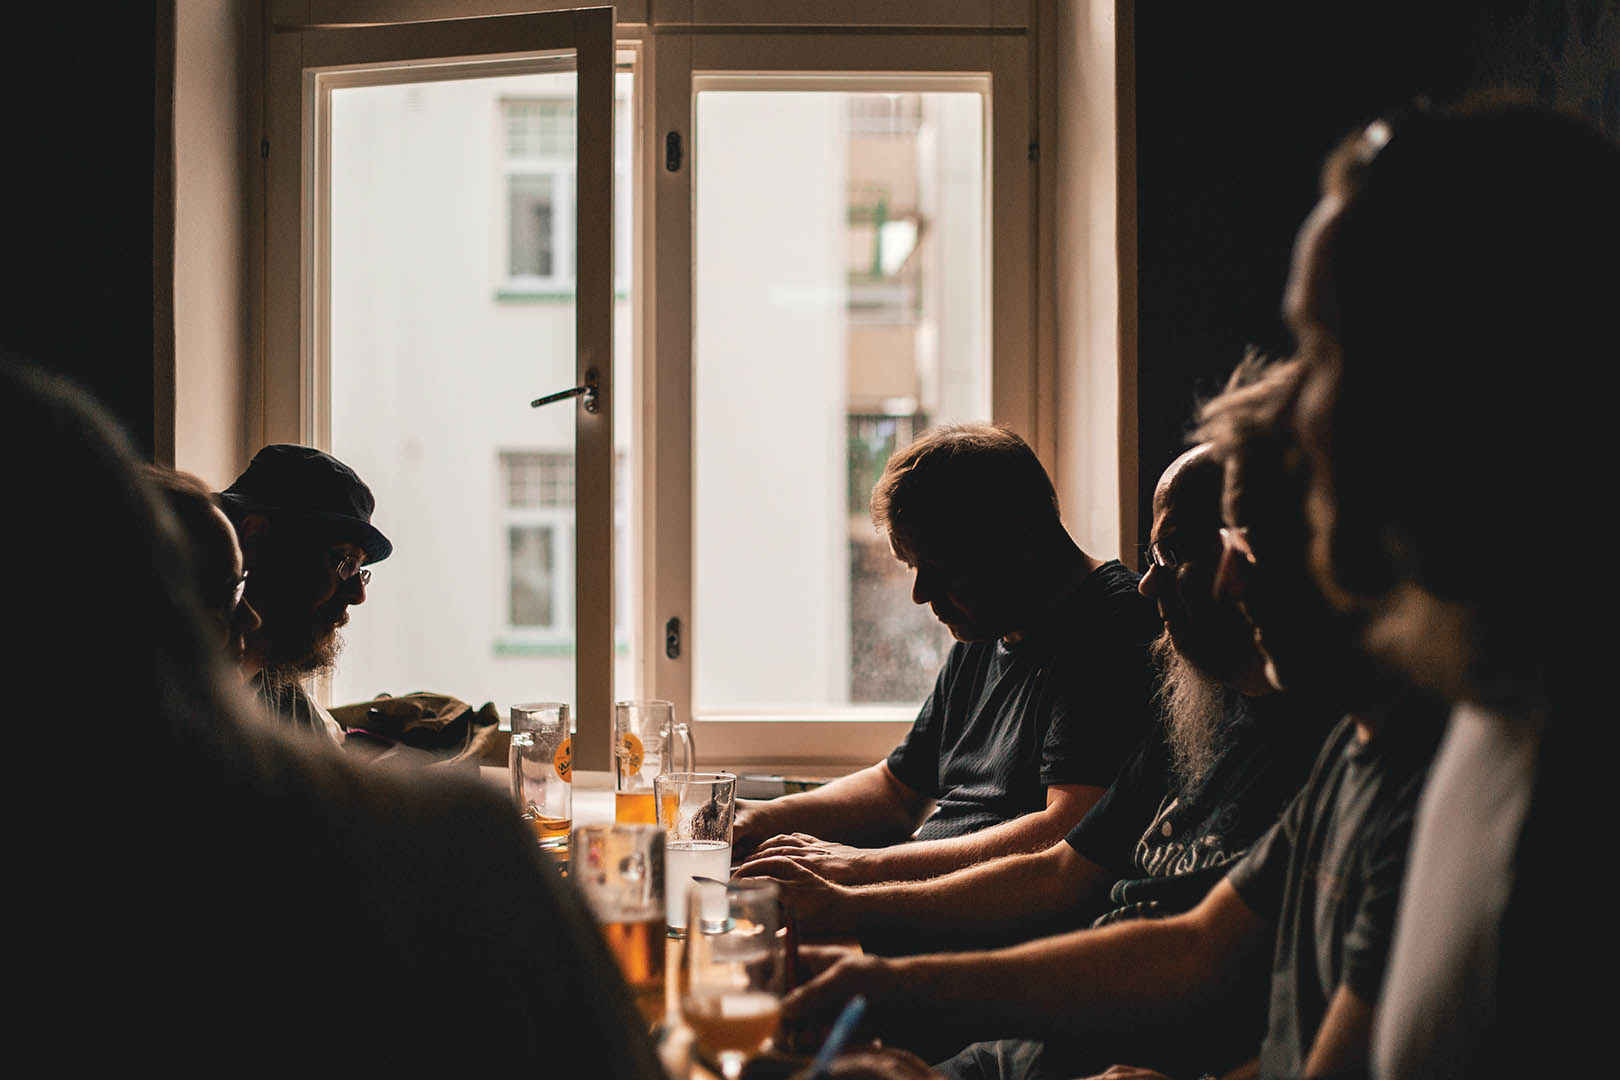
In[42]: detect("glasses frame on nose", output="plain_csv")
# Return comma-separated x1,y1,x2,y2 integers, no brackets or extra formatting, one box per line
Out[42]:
1143,539,1194,572
330,550,372,587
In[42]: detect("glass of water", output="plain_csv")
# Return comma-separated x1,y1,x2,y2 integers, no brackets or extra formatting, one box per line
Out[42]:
510,702,573,850
655,771,736,933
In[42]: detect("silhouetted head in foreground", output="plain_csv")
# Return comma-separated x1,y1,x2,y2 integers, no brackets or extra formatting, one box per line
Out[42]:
142,465,263,676
1288,98,1620,715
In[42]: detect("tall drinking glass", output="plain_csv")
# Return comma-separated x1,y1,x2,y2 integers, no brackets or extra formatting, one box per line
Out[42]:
615,700,696,824
571,823,667,1028
655,771,736,933
510,702,573,850
679,879,785,1080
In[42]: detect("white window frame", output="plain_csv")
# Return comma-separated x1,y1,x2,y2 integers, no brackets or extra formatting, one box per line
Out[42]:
642,28,1042,770
257,3,1064,775
262,6,619,769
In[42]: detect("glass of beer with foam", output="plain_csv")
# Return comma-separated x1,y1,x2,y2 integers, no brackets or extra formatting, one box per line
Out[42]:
572,823,668,1029
614,700,694,824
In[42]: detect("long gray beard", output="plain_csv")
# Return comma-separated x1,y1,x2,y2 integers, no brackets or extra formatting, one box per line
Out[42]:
1151,630,1233,792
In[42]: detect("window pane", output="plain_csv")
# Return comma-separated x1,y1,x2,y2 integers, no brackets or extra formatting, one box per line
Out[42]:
509,525,556,627
326,69,635,715
694,89,988,713
508,173,555,278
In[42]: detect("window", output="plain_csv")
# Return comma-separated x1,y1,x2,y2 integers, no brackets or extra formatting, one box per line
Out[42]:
499,450,630,648
503,451,575,635
501,88,632,297
692,85,988,720
264,9,1052,771
504,98,575,286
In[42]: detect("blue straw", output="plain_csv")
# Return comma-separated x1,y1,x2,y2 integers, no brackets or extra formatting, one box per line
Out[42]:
807,994,868,1079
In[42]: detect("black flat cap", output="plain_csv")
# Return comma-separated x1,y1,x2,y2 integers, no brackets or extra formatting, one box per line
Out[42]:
218,444,393,563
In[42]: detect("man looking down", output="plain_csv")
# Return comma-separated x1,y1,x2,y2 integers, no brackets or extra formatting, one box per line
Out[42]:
738,445,1332,969
733,424,1160,885
218,444,393,745
787,364,1442,1080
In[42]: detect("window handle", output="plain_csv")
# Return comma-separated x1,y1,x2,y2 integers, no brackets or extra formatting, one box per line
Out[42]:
530,368,599,413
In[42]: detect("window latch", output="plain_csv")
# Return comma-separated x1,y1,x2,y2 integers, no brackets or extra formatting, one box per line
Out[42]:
530,368,599,413
665,617,681,660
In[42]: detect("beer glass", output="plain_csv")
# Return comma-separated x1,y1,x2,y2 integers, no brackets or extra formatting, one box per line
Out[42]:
655,772,736,933
510,702,573,850
571,823,667,1028
614,700,695,824
679,879,784,1080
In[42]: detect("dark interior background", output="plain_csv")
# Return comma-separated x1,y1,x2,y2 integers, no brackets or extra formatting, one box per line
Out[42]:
1131,0,1620,551
3,1,1614,530
4,3,162,459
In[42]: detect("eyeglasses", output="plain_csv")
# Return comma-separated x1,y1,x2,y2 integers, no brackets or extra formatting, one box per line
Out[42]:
330,551,372,586
229,569,249,611
1220,525,1257,566
1143,541,1186,571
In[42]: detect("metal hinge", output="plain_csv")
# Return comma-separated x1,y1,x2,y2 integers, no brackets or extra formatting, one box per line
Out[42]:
665,617,681,660
1027,140,1039,163
665,130,683,172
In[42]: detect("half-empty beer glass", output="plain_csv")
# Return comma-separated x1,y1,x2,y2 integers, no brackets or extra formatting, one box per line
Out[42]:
510,702,573,850
679,879,784,1080
614,700,695,824
655,771,736,933
572,823,667,1027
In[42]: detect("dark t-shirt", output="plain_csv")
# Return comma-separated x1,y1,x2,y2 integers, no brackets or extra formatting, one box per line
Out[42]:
1067,691,1338,926
886,560,1160,841
1227,700,1446,1079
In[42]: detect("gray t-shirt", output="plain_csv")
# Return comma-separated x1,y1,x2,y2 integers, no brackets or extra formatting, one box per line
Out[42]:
1227,701,1444,1078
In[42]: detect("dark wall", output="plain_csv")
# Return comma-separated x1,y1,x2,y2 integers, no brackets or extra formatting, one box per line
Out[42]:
3,4,161,459
1130,0,1620,550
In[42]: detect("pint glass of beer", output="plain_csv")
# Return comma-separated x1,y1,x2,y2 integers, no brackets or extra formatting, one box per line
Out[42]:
572,823,667,1028
510,702,573,850
614,700,695,824
679,878,784,1080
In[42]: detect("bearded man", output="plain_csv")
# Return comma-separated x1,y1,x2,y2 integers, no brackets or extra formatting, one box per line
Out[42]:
218,444,392,744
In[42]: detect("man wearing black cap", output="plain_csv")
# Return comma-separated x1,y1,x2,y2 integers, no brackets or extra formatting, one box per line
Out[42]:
218,444,392,743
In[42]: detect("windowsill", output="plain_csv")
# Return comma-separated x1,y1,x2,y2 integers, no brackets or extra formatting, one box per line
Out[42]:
494,286,630,303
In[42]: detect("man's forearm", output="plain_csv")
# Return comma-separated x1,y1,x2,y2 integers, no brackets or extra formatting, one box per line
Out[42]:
737,764,924,851
852,843,1108,949
856,798,1092,883
886,907,1250,1050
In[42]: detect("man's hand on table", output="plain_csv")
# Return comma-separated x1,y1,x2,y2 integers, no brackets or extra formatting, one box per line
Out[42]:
732,799,782,860
783,952,925,1049
737,834,888,886
732,852,860,934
